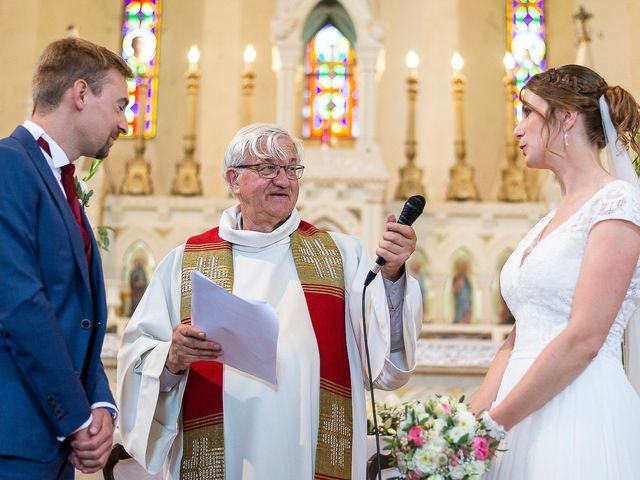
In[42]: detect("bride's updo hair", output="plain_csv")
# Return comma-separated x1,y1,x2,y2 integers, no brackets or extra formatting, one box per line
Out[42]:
523,64,640,154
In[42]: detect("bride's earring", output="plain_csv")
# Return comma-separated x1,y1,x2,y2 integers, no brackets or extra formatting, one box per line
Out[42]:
563,129,569,147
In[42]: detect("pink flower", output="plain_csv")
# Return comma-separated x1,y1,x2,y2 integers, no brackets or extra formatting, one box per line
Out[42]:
471,436,489,460
407,426,425,446
441,403,451,414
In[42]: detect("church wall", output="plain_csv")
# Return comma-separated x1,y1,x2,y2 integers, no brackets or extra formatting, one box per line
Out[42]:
457,0,505,201
199,0,242,197
2,1,637,201
377,0,458,203
0,0,121,137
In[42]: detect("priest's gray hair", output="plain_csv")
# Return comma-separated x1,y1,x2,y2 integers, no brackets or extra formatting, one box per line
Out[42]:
222,123,304,190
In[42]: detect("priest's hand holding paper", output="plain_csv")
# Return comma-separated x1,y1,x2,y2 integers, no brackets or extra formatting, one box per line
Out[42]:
166,324,223,374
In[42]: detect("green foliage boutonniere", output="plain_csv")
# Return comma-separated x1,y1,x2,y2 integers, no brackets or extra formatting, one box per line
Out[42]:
73,159,113,252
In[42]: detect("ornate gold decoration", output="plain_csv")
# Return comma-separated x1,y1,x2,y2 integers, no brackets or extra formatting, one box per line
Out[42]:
498,74,527,202
395,66,426,200
446,65,479,201
241,69,255,126
172,56,203,196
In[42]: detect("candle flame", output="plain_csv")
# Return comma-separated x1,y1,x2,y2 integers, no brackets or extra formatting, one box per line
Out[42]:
406,50,420,69
451,51,464,71
243,44,256,64
188,45,200,65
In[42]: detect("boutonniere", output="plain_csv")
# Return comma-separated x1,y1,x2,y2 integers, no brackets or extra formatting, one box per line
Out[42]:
74,159,102,208
73,159,115,252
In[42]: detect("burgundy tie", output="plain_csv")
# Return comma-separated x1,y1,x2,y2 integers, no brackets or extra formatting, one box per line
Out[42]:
38,136,93,265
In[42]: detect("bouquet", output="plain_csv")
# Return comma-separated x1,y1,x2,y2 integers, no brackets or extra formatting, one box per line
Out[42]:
371,395,505,480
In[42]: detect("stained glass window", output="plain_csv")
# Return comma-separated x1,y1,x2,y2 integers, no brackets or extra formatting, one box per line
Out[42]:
507,0,546,122
120,0,162,138
303,24,358,143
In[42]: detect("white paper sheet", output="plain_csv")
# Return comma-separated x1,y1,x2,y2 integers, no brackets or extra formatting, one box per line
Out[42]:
190,271,279,385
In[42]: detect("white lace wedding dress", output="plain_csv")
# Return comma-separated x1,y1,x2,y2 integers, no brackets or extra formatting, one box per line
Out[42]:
486,180,640,479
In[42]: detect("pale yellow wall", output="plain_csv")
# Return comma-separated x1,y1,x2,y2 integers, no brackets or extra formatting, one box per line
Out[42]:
1,0,638,202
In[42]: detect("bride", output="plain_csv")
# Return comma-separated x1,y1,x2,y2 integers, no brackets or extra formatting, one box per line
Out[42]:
471,65,640,479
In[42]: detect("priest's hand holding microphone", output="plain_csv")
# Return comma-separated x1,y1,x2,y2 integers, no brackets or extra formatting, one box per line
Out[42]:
363,195,425,480
366,195,426,285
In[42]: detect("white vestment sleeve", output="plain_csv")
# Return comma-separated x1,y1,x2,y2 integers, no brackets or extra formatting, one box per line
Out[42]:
330,233,423,392
117,245,188,475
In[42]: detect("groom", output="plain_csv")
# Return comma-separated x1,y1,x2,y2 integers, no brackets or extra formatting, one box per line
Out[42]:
0,38,131,479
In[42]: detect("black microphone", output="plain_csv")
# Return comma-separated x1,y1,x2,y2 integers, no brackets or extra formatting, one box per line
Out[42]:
364,195,425,287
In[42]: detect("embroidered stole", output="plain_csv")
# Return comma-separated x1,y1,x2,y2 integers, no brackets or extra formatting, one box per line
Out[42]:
179,221,353,479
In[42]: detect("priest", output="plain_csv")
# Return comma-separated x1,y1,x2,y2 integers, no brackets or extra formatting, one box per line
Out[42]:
117,123,423,479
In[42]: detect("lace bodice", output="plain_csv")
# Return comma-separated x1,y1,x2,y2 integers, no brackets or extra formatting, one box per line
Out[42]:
501,180,640,359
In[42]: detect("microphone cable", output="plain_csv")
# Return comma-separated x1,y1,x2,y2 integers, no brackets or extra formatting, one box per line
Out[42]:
361,282,383,480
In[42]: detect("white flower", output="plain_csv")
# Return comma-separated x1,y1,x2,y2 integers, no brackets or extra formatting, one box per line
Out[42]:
455,409,477,436
471,460,488,475
447,426,469,443
78,179,89,195
449,464,468,480
432,418,446,434
412,446,438,474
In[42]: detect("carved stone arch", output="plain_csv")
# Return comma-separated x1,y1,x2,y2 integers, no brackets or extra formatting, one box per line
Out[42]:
272,0,383,150
311,216,346,233
302,0,357,47
301,204,360,234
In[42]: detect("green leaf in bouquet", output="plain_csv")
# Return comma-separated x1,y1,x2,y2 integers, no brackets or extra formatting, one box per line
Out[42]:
457,433,470,445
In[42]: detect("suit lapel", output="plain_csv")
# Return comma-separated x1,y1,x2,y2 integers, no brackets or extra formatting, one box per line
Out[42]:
11,126,91,293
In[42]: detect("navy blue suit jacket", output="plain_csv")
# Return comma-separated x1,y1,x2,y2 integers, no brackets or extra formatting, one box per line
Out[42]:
0,126,113,471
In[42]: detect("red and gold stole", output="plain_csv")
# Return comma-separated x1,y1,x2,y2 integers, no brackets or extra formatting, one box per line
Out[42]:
179,221,353,479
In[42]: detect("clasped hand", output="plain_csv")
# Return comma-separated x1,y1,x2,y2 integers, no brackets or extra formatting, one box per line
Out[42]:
166,324,223,374
68,407,113,474
376,213,417,282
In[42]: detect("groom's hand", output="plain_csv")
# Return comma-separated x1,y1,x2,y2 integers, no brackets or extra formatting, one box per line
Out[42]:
69,408,113,473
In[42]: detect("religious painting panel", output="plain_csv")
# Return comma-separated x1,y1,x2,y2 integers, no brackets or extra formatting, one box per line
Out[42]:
120,240,155,317
444,250,475,324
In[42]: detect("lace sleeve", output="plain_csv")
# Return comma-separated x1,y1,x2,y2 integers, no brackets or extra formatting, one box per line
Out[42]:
589,180,640,231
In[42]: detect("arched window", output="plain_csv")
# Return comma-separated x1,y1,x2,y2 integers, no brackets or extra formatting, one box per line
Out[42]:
302,1,357,145
120,0,162,138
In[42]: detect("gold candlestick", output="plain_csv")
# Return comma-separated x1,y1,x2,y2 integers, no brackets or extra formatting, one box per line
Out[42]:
395,50,426,200
172,45,203,196
241,44,256,126
121,74,153,195
498,52,527,202
446,52,479,201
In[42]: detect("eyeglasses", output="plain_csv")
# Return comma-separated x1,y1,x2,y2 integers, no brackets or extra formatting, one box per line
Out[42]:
234,163,305,180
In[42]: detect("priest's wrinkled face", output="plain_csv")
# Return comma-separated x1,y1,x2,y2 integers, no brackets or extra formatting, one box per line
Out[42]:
227,138,300,233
